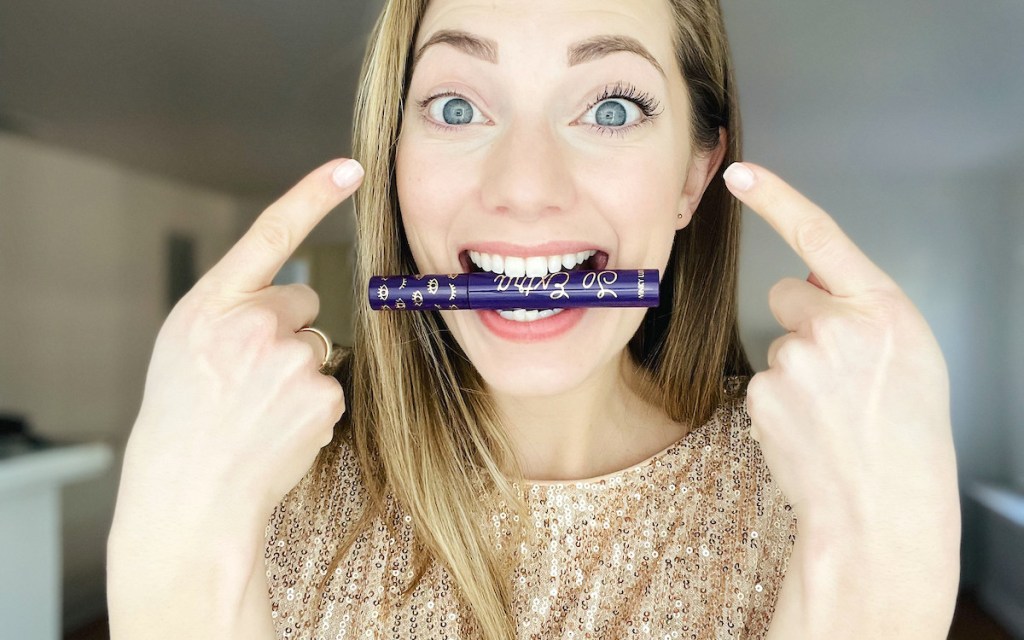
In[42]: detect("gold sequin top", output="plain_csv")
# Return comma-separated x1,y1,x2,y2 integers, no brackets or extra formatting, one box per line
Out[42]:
264,382,799,639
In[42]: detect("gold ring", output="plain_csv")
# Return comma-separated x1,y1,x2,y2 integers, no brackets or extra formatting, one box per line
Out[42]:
297,326,333,373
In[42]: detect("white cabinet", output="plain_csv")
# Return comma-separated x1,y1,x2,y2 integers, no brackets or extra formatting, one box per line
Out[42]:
0,443,113,640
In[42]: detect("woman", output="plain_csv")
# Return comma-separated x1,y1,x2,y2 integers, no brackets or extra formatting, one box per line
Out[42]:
107,0,961,638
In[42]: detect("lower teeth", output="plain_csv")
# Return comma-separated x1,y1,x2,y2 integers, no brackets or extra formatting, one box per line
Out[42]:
496,308,565,322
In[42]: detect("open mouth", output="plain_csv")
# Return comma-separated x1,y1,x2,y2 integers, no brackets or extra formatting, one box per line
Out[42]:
456,247,609,325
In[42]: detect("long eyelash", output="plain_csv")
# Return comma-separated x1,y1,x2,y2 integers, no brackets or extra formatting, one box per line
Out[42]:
583,81,663,138
587,81,662,118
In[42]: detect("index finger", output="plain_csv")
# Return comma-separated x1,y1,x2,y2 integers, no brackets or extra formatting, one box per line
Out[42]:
723,162,894,297
202,158,364,293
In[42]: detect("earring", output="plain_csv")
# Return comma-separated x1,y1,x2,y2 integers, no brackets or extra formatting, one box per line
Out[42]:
677,213,683,219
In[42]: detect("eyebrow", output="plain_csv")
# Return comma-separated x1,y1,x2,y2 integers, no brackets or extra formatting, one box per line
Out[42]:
411,29,666,78
568,34,666,78
413,29,498,67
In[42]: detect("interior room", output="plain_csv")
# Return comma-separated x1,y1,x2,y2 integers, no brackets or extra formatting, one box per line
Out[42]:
0,0,1021,637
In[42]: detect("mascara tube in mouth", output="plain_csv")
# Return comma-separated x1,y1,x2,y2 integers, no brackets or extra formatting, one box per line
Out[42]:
369,269,659,311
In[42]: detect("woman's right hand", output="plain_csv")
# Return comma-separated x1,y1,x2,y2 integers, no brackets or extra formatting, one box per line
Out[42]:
109,157,364,571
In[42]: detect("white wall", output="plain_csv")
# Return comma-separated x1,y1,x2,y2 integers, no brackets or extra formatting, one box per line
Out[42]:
1007,158,1024,494
0,131,243,631
722,0,1024,609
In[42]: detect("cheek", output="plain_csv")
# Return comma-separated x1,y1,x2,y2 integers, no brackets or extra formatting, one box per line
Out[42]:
575,146,682,253
395,139,477,271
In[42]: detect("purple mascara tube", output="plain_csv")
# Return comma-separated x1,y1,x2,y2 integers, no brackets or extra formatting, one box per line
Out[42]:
369,269,659,311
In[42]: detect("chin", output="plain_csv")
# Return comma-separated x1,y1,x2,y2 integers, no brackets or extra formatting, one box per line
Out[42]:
442,306,646,398
473,356,599,398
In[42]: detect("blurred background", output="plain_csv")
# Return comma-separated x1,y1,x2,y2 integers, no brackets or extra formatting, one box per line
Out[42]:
0,0,1021,638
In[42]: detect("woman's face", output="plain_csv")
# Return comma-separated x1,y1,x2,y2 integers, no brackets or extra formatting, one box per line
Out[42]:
395,0,718,397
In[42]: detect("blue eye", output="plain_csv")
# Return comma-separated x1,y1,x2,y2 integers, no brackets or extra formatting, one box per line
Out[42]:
579,83,662,135
422,93,487,129
442,98,474,124
592,100,631,127
585,97,638,128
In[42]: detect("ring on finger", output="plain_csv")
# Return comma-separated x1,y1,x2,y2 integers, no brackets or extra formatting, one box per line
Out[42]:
297,326,333,373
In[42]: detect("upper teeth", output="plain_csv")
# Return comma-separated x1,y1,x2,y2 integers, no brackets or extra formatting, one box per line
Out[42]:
468,250,597,277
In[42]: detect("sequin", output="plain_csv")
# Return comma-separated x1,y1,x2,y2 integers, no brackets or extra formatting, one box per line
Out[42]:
265,376,799,638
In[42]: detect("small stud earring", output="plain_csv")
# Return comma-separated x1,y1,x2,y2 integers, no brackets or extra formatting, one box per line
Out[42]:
677,213,683,219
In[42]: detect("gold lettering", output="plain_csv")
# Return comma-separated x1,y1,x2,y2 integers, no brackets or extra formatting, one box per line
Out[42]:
547,272,570,300
515,276,538,295
581,270,619,299
490,272,572,300
494,274,515,292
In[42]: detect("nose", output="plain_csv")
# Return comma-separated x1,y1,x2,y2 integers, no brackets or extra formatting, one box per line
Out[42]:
479,118,575,220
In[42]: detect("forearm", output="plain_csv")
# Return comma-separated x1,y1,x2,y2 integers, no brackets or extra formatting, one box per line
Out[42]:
765,510,960,639
106,449,276,640
107,519,274,640
237,541,278,638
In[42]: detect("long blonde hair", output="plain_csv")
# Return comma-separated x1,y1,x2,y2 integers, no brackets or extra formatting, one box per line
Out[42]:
311,1,752,638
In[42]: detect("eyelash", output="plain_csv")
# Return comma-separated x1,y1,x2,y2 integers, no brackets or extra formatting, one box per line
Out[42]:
416,81,663,138
584,81,663,136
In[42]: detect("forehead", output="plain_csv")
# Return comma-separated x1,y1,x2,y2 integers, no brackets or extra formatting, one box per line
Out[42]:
416,0,676,59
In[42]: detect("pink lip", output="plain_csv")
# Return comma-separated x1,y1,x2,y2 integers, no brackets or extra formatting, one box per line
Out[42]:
458,240,606,257
476,307,586,342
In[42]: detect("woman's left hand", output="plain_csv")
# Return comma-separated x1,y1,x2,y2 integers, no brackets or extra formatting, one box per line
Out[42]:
722,162,960,548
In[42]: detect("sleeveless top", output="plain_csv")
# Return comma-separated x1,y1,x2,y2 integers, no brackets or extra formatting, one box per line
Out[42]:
263,378,799,639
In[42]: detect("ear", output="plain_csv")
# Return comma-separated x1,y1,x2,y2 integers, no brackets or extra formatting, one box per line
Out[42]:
676,127,728,229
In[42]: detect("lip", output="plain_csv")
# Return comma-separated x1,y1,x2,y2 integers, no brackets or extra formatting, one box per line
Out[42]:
452,239,608,341
475,307,586,342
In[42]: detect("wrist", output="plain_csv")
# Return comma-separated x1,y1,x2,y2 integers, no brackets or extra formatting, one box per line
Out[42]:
791,504,960,638
114,436,274,542
108,462,273,619
108,517,265,632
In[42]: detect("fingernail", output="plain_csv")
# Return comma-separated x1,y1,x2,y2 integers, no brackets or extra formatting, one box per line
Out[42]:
723,162,755,191
331,159,364,188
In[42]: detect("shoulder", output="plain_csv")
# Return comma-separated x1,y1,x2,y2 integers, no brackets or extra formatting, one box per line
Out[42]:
262,430,369,629
264,429,368,557
688,375,762,469
717,375,775,483
713,376,801,633
705,374,798,544
672,375,796,532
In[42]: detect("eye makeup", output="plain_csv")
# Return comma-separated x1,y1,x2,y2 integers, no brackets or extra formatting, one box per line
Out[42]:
416,80,663,136
584,81,662,119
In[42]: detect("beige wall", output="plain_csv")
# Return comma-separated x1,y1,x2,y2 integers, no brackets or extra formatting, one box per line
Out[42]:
0,131,242,631
297,242,357,348
235,191,359,347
